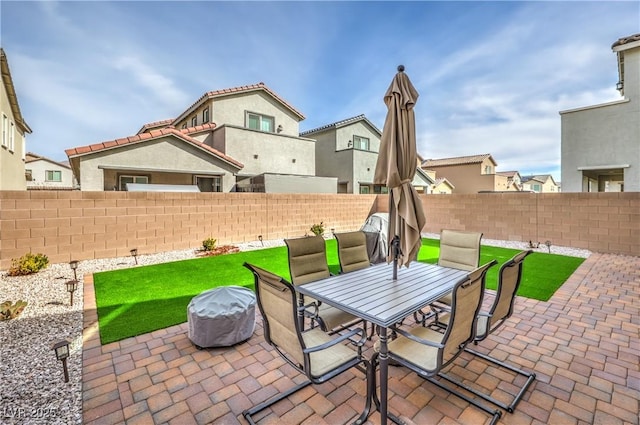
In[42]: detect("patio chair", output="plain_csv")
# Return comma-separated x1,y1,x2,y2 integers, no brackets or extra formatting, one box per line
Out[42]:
285,235,362,332
415,229,483,324
334,230,371,273
435,249,536,413
373,260,501,425
242,263,373,425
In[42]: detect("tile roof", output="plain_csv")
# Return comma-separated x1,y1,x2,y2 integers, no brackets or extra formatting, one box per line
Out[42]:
25,152,71,169
496,170,519,177
612,33,640,48
434,177,455,188
136,119,174,134
65,124,243,169
299,114,382,136
173,82,305,126
1,48,32,134
422,153,495,167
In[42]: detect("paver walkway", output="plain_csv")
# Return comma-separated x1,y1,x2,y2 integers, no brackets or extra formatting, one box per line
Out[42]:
82,253,639,425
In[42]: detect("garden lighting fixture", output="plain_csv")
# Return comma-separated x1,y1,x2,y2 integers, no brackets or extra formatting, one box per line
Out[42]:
69,260,79,280
65,280,78,306
52,340,70,383
130,248,138,265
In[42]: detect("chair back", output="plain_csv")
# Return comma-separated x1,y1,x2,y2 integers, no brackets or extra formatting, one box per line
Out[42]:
438,230,483,271
285,235,331,285
334,231,370,273
243,263,305,367
484,250,532,337
440,260,496,367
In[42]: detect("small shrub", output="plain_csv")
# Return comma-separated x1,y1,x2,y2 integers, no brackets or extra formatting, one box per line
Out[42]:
202,237,217,252
310,222,325,236
7,253,49,276
0,300,28,320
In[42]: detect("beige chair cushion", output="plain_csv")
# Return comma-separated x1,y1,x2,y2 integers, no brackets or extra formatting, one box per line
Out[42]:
285,235,331,285
303,328,358,377
438,230,482,271
335,231,370,273
386,327,444,372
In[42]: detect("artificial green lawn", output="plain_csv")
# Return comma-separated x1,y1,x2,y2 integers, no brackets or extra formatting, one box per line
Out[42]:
93,239,585,344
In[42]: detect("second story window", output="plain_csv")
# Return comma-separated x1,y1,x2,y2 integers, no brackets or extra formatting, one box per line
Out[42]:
484,165,492,174
182,123,187,129
246,112,274,132
353,135,370,150
9,121,14,150
25,169,33,181
191,116,197,127
1,114,7,147
46,170,62,182
203,107,209,123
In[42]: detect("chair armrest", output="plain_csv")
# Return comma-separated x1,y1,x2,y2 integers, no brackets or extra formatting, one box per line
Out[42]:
303,328,366,353
390,326,445,349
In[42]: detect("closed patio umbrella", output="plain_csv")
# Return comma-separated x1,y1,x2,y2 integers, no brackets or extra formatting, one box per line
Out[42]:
374,65,426,279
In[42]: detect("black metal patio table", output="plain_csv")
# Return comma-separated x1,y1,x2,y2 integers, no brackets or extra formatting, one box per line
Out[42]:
296,261,468,425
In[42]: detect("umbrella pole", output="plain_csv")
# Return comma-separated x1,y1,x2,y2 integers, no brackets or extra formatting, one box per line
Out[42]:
391,235,400,280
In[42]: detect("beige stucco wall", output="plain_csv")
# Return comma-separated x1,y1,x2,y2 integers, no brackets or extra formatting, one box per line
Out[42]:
427,163,499,194
0,81,26,191
262,174,337,193
26,160,75,189
76,137,237,191
313,121,381,193
214,125,315,176
561,43,640,192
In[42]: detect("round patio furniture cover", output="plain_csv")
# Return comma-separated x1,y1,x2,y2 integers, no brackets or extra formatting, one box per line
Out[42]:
187,286,256,348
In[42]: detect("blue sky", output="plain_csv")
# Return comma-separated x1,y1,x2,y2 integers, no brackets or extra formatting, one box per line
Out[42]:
3,1,638,181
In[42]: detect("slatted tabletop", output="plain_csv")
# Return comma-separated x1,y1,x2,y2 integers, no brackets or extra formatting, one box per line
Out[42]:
296,262,468,327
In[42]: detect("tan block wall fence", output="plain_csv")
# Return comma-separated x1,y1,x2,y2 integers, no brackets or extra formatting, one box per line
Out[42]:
0,191,638,270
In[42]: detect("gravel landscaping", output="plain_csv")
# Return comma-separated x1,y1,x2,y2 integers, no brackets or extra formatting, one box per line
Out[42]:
0,236,590,424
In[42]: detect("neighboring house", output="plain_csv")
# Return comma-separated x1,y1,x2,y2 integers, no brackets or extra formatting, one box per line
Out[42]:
496,171,524,191
302,114,382,194
25,152,76,190
67,83,336,192
521,174,560,193
560,33,640,192
302,114,433,194
0,48,31,190
421,154,518,193
423,169,455,194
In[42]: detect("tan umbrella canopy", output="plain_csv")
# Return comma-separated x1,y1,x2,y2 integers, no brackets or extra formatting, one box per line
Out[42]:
374,65,426,279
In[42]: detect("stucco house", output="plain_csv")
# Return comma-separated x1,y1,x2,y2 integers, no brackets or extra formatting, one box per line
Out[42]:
560,33,640,192
423,169,455,194
25,152,76,190
302,114,432,194
496,171,524,191
0,48,31,190
66,83,336,192
521,174,560,193
421,153,519,194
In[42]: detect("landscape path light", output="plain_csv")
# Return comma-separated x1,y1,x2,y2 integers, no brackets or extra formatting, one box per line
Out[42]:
69,260,79,281
52,340,70,383
130,248,138,265
65,280,78,306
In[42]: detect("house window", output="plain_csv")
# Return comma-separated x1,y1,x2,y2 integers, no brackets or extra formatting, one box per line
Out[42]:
25,169,33,181
202,107,209,123
484,165,492,174
195,175,222,192
533,184,541,192
1,114,7,147
359,185,370,194
373,185,388,194
119,175,148,191
191,116,197,127
46,170,62,182
9,121,14,150
181,123,187,129
246,112,274,132
353,135,370,151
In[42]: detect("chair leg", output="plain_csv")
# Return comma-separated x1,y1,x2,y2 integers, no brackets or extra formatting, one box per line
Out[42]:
425,376,502,425
243,380,312,425
452,346,536,412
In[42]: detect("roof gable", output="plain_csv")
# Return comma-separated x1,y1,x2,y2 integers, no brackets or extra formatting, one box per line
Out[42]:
137,118,174,134
173,82,305,126
25,152,71,169
300,114,382,137
1,48,32,134
65,124,243,170
422,153,496,168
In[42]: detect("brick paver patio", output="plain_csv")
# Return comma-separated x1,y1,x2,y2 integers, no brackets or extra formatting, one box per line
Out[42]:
82,253,639,425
